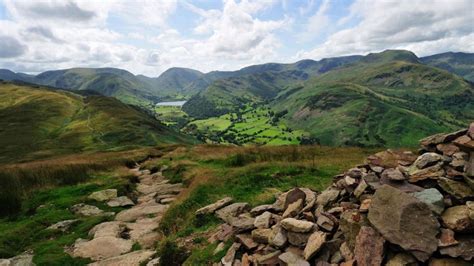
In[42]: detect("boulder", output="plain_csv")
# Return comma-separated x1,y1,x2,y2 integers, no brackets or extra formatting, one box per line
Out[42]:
287,231,311,247
453,135,474,150
438,228,459,247
71,237,133,261
71,204,110,217
414,153,443,169
303,231,326,260
196,197,233,215
368,185,439,261
0,254,35,266
221,242,241,266
228,216,255,232
354,226,385,266
236,234,258,250
429,258,472,266
316,188,340,208
441,205,474,232
382,168,406,181
88,250,155,266
436,143,460,156
269,225,287,248
353,179,368,198
282,198,303,218
115,204,168,222
256,250,281,265
408,163,445,183
439,235,474,260
367,150,417,168
279,251,309,266
251,228,272,244
281,218,315,233
47,219,78,232
89,221,126,238
285,188,306,209
340,211,368,250
420,129,466,147
216,203,250,223
438,177,474,200
250,204,278,216
88,189,118,202
413,188,445,215
380,174,424,193
316,213,337,232
385,253,417,266
254,211,272,229
107,196,134,207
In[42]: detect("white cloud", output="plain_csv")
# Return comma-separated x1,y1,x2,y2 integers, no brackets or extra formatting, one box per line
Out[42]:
298,0,474,59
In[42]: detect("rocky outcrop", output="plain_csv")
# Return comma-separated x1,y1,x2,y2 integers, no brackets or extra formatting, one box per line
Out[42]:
204,123,474,265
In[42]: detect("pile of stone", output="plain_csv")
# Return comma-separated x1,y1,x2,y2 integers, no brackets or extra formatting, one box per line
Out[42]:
199,123,474,266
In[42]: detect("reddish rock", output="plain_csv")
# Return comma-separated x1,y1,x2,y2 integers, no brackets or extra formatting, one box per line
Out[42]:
438,228,459,247
439,235,474,261
354,226,385,266
437,143,460,156
236,234,258,250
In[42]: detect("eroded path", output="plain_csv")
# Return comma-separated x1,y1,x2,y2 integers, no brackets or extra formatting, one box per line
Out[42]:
69,163,183,265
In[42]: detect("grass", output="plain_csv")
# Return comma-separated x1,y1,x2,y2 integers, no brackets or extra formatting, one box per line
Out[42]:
0,82,194,164
0,147,167,216
150,144,376,264
0,169,134,265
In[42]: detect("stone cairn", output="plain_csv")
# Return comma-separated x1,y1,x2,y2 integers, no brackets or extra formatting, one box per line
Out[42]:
198,123,474,266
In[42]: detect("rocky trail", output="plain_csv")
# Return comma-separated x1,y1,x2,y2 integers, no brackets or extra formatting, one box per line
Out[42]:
66,162,183,265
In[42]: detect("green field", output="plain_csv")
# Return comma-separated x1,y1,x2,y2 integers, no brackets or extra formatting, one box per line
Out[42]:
183,106,306,145
155,106,189,127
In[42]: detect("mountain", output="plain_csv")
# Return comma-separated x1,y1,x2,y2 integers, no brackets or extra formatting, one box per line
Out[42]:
421,52,474,82
137,67,203,98
182,50,473,147
182,55,362,94
0,81,195,163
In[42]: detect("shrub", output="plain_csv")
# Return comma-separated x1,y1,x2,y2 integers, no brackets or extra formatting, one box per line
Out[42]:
157,239,188,266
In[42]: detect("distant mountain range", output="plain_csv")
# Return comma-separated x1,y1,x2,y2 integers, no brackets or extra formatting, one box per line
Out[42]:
1,50,472,147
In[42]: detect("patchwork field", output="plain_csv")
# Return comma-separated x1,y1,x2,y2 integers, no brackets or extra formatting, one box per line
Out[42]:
179,106,306,145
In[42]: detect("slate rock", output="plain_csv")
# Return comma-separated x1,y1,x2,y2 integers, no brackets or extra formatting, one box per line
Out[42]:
385,253,417,266
316,188,340,208
216,203,250,223
196,197,233,215
303,231,326,260
88,189,118,202
287,231,311,247
47,219,79,232
413,188,445,215
282,198,303,218
438,228,459,247
285,188,306,209
441,205,474,232
279,251,309,266
254,211,273,229
439,234,474,260
236,234,258,250
429,258,472,266
107,196,134,207
414,153,443,169
251,228,272,244
438,177,474,200
382,168,406,181
269,224,287,248
368,185,439,261
281,218,315,233
354,226,385,266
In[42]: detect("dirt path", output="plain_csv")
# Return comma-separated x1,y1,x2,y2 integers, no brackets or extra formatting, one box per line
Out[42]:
69,160,183,265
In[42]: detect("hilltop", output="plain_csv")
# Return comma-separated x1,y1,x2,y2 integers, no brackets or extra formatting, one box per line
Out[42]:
0,81,194,163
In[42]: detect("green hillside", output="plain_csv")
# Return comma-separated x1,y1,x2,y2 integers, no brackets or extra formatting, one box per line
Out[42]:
138,67,203,98
0,82,194,163
181,50,473,147
421,52,474,82
272,52,473,146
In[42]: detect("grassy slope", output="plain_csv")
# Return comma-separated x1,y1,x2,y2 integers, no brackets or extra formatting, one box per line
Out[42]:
0,82,195,163
272,55,473,147
421,52,474,82
0,145,177,264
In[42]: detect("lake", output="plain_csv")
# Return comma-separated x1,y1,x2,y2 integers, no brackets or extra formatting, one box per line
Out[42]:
156,101,187,107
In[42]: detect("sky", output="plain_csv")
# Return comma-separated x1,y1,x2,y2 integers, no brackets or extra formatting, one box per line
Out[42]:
0,0,472,77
